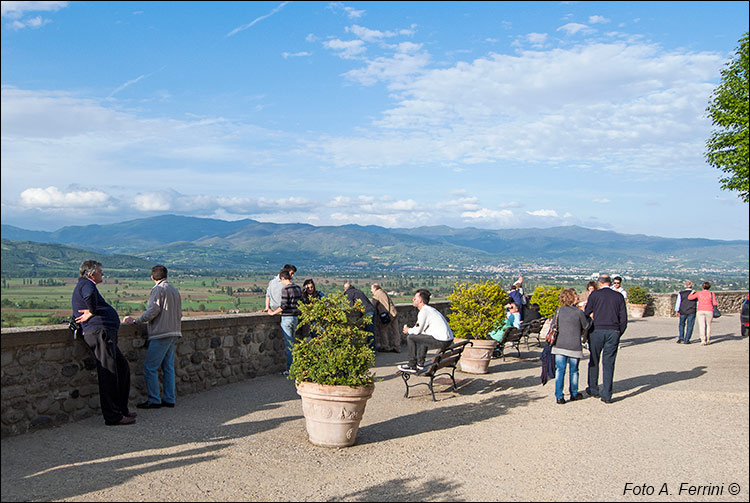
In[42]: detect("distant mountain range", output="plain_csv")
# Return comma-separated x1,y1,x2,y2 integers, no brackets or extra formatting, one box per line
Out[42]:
1,215,748,274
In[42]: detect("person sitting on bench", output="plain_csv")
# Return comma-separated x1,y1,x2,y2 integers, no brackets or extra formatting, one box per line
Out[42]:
489,302,521,343
397,289,454,373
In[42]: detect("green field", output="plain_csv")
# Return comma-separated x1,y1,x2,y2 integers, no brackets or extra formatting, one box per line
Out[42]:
3,270,741,328
0,272,463,328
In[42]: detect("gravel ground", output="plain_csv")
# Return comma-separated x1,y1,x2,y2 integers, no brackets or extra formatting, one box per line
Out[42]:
2,314,748,502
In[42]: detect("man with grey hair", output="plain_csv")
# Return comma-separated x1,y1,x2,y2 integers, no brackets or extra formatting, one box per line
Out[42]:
584,274,628,404
72,260,134,426
675,280,697,344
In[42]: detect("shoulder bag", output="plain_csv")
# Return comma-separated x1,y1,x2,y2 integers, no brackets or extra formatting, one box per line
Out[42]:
545,308,560,346
712,293,721,318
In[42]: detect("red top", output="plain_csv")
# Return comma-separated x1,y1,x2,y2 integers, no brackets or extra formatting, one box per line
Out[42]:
687,290,717,312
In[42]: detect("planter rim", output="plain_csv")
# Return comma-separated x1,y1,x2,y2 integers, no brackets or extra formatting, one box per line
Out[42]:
296,381,375,399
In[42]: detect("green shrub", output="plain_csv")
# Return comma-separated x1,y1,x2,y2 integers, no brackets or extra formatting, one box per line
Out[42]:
447,280,508,340
627,285,651,305
531,285,564,317
290,292,375,387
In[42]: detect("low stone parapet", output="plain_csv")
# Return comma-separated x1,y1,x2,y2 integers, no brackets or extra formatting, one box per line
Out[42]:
1,302,436,437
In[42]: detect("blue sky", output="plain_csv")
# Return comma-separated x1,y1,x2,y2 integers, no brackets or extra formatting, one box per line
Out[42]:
1,1,748,240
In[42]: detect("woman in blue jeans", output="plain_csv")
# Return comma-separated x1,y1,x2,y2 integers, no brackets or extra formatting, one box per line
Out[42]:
551,288,591,404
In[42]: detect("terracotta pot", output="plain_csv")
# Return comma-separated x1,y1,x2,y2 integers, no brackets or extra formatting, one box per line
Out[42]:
629,303,647,318
455,338,497,374
296,381,374,447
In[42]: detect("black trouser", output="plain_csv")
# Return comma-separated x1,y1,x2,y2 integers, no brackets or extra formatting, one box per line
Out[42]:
407,334,451,367
587,329,620,401
83,327,131,424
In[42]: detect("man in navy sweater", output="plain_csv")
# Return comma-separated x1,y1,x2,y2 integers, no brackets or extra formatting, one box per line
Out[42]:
72,260,135,425
584,274,628,403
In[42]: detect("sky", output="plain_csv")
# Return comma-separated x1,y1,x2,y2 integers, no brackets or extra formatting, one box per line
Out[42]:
1,1,749,241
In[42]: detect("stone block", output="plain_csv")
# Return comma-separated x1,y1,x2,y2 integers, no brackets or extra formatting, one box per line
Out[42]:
2,410,25,425
35,363,58,380
29,416,53,429
43,347,68,361
60,364,80,377
17,351,41,366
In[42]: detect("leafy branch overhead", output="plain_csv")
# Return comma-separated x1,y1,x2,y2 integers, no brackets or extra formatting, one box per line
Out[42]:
705,32,749,203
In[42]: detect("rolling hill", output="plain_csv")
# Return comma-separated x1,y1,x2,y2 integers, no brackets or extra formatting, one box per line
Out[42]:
1,215,747,274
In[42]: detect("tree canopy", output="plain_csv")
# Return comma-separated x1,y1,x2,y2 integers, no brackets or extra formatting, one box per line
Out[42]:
705,32,749,203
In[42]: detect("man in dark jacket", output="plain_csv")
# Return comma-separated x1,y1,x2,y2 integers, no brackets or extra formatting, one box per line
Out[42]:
675,280,698,344
584,274,628,404
72,260,135,426
344,282,376,350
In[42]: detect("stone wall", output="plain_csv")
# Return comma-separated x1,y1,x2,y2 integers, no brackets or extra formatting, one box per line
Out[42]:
646,291,746,317
3,293,746,438
1,302,432,438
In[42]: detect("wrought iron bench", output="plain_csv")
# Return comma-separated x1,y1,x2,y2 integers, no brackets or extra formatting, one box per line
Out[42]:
398,339,473,401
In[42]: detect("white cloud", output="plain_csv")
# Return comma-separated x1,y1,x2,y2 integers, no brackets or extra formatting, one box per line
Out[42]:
593,198,611,204
327,2,364,19
525,32,548,47
589,15,611,24
282,51,312,59
1,1,67,19
557,23,593,35
19,186,111,209
461,208,514,222
526,209,559,217
310,40,722,177
322,38,366,59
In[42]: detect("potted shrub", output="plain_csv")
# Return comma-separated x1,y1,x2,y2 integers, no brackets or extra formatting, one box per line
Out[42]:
627,285,650,318
289,292,375,447
531,285,564,337
447,280,508,373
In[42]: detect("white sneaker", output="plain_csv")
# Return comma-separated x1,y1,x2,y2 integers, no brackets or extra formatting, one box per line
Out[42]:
397,364,417,373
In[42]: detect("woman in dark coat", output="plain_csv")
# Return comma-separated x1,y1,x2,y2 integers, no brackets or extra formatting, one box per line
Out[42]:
551,288,590,404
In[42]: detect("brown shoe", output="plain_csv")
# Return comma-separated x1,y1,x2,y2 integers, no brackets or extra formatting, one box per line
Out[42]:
107,416,136,426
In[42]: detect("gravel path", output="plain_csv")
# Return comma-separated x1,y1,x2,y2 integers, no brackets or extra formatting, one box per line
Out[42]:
2,314,748,502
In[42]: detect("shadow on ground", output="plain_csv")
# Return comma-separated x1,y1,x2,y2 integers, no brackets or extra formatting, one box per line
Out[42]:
332,475,465,502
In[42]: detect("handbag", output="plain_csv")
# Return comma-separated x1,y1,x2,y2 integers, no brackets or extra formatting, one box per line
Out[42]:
712,293,721,318
67,315,82,339
378,311,392,324
545,309,560,346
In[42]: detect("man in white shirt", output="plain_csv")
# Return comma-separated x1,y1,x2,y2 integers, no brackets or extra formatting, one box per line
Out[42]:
397,289,454,373
610,275,628,301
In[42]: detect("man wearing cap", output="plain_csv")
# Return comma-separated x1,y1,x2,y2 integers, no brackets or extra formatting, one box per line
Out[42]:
584,274,628,404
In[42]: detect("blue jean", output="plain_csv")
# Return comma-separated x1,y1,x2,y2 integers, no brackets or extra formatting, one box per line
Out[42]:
554,354,580,400
143,336,178,405
587,329,621,401
678,314,696,343
280,316,299,370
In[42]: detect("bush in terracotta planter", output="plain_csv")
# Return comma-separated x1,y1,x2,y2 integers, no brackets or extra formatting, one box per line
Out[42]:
627,285,651,305
627,285,651,318
289,292,375,447
447,281,509,373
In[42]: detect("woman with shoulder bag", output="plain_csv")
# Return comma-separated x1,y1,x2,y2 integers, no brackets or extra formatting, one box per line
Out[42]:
551,288,590,404
688,281,718,346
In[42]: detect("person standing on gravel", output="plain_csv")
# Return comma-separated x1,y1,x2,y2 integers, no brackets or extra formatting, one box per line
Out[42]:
123,265,182,410
72,260,135,426
584,274,628,404
674,280,697,344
